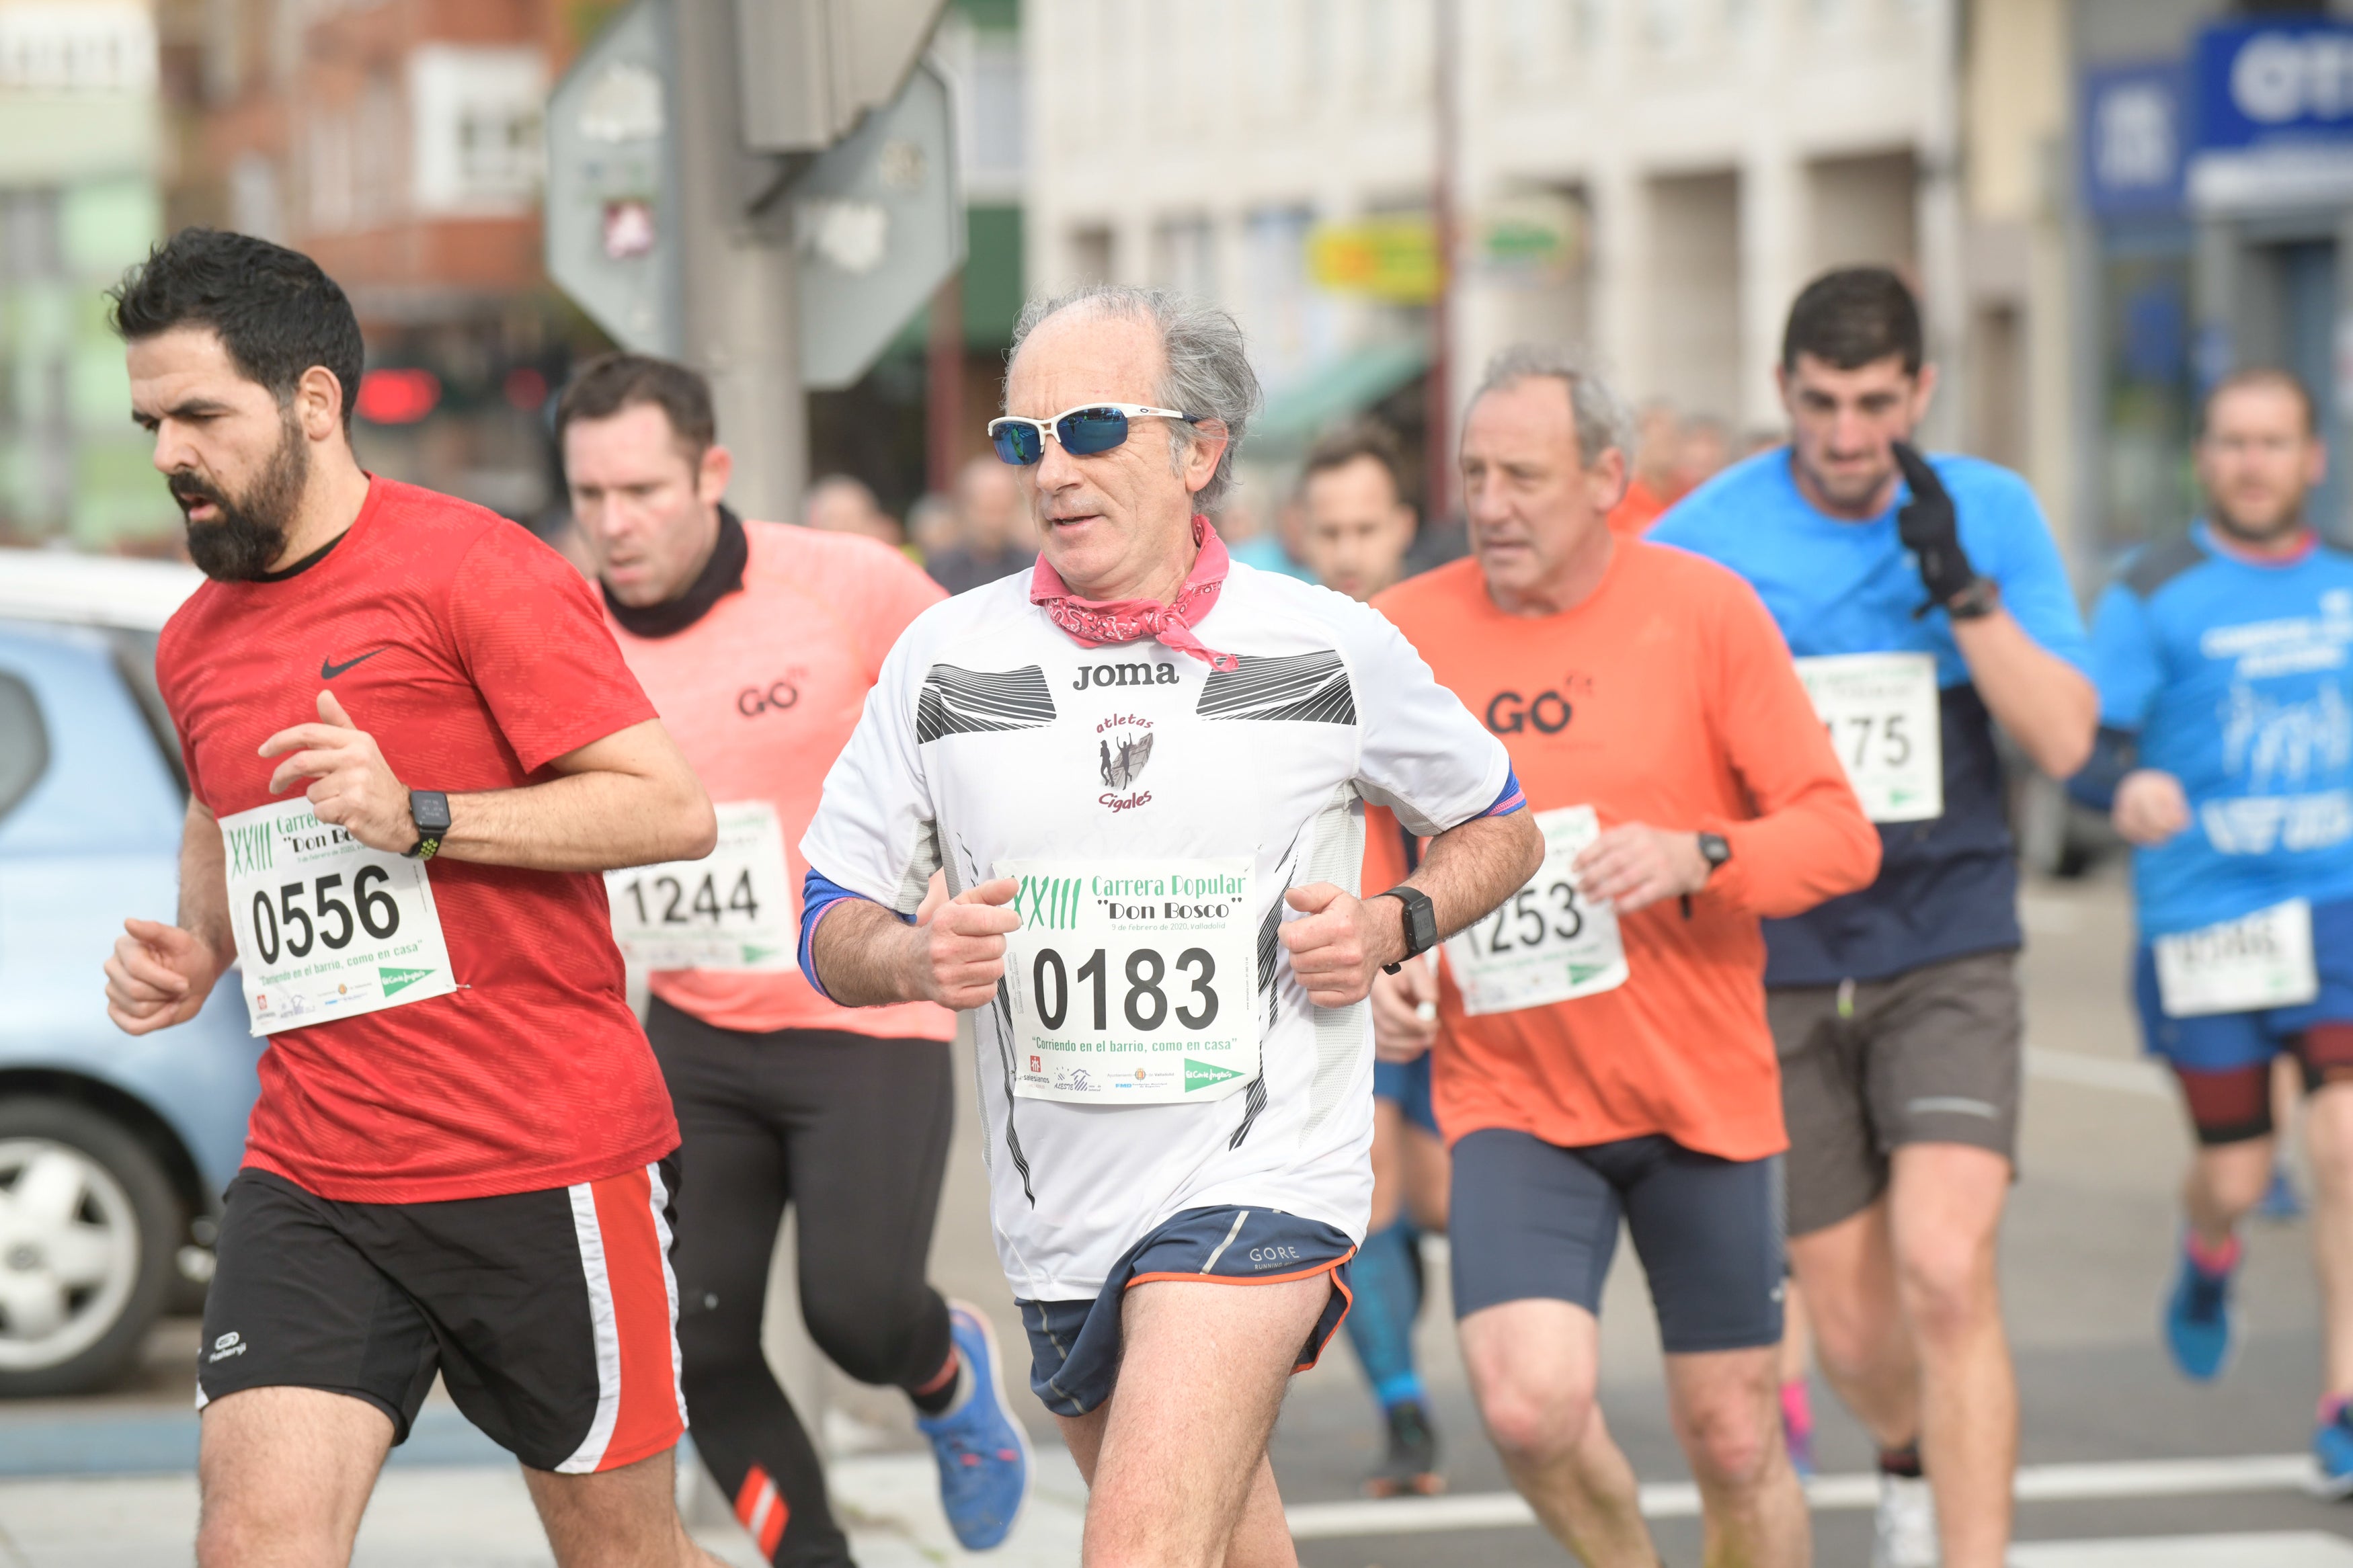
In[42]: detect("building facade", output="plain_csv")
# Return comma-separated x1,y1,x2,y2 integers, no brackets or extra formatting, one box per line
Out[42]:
0,0,168,548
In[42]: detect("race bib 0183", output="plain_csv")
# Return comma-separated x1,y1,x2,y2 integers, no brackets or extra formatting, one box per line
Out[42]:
1443,805,1627,1016
218,797,458,1036
606,800,797,973
996,857,1257,1105
1796,652,1944,823
2154,899,2319,1018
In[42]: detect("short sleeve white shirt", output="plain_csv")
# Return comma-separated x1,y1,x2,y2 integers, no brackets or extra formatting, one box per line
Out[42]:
801,561,1512,1299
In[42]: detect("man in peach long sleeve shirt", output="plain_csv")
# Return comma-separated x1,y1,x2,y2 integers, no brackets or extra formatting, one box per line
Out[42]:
1365,346,1877,1568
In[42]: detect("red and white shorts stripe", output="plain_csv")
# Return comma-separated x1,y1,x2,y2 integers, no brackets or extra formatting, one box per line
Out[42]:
555,1162,688,1473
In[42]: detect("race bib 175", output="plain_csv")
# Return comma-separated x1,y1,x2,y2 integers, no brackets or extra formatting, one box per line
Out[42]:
1796,652,1943,823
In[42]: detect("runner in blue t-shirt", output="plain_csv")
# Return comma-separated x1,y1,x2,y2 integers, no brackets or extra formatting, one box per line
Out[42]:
2070,368,2353,1491
1650,268,2096,1568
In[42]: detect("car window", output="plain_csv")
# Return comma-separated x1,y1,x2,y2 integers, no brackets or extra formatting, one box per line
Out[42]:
104,629,187,793
0,672,49,828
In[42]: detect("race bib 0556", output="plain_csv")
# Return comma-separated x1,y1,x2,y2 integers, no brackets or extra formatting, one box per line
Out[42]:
996,857,1257,1105
218,797,457,1036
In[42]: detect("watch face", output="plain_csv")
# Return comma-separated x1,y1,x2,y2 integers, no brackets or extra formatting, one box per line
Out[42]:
412,792,452,833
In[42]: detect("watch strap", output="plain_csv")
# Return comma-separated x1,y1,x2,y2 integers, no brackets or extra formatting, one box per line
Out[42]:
1379,885,1439,975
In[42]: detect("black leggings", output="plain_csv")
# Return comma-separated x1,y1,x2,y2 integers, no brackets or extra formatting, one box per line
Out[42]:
649,999,957,1568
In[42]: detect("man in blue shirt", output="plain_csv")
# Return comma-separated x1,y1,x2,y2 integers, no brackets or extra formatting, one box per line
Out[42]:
2073,368,2353,1491
1652,267,2096,1568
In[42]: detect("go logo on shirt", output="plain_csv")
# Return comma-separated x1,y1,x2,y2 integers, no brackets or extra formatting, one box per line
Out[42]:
736,678,802,718
1485,688,1573,735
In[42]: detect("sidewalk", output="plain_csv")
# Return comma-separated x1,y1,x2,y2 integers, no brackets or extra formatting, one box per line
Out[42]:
0,1450,1093,1568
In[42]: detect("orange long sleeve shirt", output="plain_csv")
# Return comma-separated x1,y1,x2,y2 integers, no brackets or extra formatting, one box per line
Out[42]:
1366,544,1880,1161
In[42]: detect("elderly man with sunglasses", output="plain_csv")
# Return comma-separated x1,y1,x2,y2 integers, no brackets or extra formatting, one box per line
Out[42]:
798,284,1541,1566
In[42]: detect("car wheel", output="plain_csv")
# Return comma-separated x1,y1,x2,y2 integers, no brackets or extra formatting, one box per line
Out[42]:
0,1100,178,1397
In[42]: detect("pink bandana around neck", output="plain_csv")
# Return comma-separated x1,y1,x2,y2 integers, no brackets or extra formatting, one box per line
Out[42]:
1030,515,1239,673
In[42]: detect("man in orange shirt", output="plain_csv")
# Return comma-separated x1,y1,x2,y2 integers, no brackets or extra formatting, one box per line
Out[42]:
558,356,1032,1565
1366,345,1878,1567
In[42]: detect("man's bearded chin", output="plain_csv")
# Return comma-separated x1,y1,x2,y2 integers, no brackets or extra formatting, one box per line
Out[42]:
2211,495,2306,547
175,421,311,581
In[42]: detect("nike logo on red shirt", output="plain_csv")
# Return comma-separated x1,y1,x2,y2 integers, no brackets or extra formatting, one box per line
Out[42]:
320,649,385,679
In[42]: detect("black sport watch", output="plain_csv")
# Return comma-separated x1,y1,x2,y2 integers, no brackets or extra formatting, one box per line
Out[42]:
1697,832,1732,879
1378,886,1439,975
1944,575,2001,621
405,790,451,861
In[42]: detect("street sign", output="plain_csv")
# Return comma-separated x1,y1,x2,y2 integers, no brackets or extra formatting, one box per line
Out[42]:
545,0,681,356
736,0,949,154
1308,218,1441,303
2187,20,2353,215
792,60,963,390
2079,61,2186,221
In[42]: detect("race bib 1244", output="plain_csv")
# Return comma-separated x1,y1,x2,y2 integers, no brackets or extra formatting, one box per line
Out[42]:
996,858,1257,1105
606,800,797,972
218,797,458,1036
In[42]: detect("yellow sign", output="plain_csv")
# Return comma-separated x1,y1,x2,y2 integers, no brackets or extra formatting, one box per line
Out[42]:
1308,218,1442,303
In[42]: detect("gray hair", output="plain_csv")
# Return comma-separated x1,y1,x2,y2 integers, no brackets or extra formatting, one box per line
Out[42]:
1471,343,1634,470
1008,284,1263,511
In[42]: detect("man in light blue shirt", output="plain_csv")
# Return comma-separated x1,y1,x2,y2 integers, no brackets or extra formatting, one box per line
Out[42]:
1653,268,2096,1568
2071,369,2353,1491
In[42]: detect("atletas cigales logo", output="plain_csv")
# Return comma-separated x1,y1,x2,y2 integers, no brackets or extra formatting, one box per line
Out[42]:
1095,712,1155,813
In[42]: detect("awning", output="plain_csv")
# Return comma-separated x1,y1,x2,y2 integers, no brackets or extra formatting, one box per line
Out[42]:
1250,338,1431,457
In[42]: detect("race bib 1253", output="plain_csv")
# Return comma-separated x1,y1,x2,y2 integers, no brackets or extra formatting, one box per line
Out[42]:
996,857,1257,1105
218,797,458,1036
1443,805,1627,1016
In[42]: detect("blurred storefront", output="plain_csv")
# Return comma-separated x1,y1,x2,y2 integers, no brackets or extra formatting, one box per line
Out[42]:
165,0,620,532
0,1,168,548
2071,0,2353,559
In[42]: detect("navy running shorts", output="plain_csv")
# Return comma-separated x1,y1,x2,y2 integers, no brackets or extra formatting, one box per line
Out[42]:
1015,1206,1355,1418
2133,897,2353,1074
1373,1053,1439,1137
1448,1128,1784,1354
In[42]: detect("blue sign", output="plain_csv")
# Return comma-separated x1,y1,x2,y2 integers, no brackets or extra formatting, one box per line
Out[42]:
2194,21,2353,154
2081,62,2187,218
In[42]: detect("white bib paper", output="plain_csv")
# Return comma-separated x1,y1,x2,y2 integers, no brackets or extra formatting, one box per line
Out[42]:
1443,805,1628,1016
605,800,798,973
218,798,458,1037
996,857,1257,1104
2154,899,2319,1018
1796,652,1944,823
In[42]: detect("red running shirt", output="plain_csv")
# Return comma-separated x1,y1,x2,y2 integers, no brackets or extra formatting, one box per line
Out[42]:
157,477,679,1202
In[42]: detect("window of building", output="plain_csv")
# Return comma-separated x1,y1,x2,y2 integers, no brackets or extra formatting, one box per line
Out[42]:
1069,224,1114,286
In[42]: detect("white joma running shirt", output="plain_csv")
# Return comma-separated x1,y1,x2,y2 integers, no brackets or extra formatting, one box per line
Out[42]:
801,563,1512,1301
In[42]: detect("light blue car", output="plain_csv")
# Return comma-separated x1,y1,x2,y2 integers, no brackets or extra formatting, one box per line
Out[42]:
0,551,260,1395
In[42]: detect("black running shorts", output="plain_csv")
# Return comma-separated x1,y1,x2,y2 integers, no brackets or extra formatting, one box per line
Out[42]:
196,1161,686,1474
1449,1129,1784,1354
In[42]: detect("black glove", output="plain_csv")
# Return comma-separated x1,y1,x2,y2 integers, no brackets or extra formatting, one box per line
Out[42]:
1894,442,1977,614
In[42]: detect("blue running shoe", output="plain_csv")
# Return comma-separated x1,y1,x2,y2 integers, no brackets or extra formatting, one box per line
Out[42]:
2313,1405,2353,1499
917,1301,1032,1550
2258,1166,2307,1223
2162,1236,2238,1382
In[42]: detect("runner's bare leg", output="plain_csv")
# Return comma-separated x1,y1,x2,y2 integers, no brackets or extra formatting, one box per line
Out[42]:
2186,1133,2278,1249
1787,1202,1919,1448
196,1387,391,1568
1055,1274,1327,1568
2305,1080,2353,1399
524,1446,727,1568
1458,1298,1657,1567
1888,1143,2017,1568
1662,1346,1809,1567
